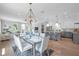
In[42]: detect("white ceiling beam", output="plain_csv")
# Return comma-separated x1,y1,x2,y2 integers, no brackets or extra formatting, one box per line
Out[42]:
0,16,26,23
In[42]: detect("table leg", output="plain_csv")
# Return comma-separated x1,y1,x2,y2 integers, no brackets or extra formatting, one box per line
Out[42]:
33,43,35,56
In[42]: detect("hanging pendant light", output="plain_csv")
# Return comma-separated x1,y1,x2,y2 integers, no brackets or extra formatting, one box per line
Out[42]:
55,15,60,29
25,3,37,24
55,15,63,31
25,3,38,32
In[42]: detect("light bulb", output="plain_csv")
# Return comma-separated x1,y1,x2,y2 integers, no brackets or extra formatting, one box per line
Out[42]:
46,24,50,27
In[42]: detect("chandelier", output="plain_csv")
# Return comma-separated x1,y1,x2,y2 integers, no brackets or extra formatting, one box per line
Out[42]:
55,15,63,31
25,3,37,32
25,3,37,24
55,16,60,29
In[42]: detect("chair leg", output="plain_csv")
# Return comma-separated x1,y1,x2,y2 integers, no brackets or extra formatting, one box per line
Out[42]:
32,45,35,56
46,49,49,56
31,48,33,56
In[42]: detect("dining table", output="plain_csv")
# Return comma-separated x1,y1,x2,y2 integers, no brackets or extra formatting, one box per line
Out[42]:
20,35,42,56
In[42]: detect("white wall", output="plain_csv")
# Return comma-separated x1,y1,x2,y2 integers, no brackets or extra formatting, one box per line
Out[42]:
0,20,1,33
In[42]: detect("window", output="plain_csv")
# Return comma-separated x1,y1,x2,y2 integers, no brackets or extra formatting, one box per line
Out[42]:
21,24,26,32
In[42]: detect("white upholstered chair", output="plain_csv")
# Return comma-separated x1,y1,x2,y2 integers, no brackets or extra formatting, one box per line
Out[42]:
36,36,50,56
13,35,33,55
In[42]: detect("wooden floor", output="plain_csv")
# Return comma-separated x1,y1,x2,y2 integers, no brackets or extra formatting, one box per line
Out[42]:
0,40,14,56
0,38,79,56
48,38,79,56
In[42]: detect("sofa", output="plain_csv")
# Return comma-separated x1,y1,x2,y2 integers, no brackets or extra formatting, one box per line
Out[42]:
0,33,11,41
61,31,73,39
45,32,61,41
73,32,79,44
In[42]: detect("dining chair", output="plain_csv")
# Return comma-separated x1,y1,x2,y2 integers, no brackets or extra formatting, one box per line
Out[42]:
33,32,40,36
36,36,50,56
34,33,45,52
13,35,33,56
40,33,45,38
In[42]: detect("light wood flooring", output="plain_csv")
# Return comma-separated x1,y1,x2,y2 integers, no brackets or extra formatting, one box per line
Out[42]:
48,38,79,56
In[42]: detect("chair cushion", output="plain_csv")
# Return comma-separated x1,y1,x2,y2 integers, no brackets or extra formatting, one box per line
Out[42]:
21,41,32,52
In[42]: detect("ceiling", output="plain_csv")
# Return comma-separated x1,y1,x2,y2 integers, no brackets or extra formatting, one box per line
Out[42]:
0,3,79,28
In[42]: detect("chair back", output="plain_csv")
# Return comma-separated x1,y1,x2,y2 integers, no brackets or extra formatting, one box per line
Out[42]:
40,33,45,38
39,36,49,53
13,35,22,52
